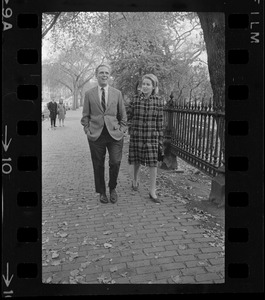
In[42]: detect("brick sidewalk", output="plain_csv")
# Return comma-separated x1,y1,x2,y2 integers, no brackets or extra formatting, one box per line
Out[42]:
42,109,224,284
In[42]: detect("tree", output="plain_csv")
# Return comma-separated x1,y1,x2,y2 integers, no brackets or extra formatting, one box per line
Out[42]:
42,12,108,109
43,29,105,109
45,43,102,110
42,12,105,51
98,12,207,101
42,12,209,102
197,13,225,110
42,12,222,110
42,12,62,38
197,13,225,165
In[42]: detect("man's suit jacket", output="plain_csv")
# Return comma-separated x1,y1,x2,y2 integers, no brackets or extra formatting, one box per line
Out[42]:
81,86,127,141
47,101,57,119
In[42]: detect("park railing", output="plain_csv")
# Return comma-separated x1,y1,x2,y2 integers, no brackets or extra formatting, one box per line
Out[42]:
163,96,225,177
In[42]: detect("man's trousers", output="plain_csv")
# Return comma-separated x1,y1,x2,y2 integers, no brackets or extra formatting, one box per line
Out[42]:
88,124,124,194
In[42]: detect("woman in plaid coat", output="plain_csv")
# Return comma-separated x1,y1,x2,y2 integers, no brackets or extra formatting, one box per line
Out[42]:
128,74,164,203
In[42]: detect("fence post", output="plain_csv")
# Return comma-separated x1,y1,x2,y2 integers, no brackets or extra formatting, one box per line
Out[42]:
161,93,180,171
209,103,225,208
209,165,225,208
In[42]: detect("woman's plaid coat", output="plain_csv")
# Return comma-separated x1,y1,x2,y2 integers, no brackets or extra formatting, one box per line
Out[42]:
127,93,164,167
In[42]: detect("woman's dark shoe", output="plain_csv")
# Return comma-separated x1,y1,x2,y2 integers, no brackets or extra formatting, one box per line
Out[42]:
132,181,139,191
100,194,108,204
149,193,160,204
110,189,118,204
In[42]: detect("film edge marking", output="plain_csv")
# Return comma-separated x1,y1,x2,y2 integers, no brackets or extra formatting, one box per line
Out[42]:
2,262,14,288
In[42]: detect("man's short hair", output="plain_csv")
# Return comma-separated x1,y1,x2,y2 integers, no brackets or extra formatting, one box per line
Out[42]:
95,64,111,75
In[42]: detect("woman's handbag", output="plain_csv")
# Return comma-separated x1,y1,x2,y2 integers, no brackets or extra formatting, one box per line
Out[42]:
158,143,164,162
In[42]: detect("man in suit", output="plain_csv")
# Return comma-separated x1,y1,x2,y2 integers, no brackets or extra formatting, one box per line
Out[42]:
47,95,58,130
81,64,127,204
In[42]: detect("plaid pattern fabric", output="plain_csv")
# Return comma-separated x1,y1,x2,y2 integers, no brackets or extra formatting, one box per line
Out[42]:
128,93,164,167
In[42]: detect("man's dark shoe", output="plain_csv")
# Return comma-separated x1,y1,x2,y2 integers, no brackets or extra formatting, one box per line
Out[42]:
100,193,108,204
110,189,118,204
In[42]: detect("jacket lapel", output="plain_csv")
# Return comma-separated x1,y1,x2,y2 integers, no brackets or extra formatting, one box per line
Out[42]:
106,87,113,111
91,87,103,111
91,86,114,112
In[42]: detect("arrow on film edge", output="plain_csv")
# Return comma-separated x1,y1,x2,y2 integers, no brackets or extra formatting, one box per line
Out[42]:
2,263,13,287
2,125,12,152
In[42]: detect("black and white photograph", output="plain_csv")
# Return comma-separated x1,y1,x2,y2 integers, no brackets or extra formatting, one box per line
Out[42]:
41,11,225,284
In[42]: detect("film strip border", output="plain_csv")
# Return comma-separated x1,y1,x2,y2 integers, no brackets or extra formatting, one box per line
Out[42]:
2,0,264,296
2,2,41,297
226,1,263,289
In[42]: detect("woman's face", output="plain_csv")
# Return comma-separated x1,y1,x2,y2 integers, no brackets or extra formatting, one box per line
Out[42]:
142,78,153,96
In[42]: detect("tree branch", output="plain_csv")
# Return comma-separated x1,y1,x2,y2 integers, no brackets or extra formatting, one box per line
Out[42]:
55,79,73,92
78,74,94,89
42,13,61,38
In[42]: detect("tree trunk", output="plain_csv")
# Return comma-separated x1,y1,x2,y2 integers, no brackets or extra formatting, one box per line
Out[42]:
80,88,85,107
197,12,225,111
197,12,225,163
72,84,78,110
198,13,225,207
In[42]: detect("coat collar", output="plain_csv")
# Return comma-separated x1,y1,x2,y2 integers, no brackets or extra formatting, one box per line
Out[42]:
97,84,109,93
139,92,155,101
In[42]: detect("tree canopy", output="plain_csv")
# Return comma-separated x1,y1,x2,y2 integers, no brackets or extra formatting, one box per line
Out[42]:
42,12,219,108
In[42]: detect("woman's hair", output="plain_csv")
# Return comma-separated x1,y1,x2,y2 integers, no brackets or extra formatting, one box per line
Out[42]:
142,74,159,94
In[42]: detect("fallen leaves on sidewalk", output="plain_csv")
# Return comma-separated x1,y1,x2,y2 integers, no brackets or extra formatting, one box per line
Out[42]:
70,270,79,277
69,269,86,284
97,273,115,284
46,276,53,283
59,232,68,238
81,237,89,245
92,255,105,262
51,251,60,259
104,242,113,249
51,260,61,266
80,262,91,269
171,275,181,284
202,228,225,253
66,251,79,261
58,221,68,227
120,272,128,277
110,266,118,273
178,245,186,250
103,230,112,235
42,237,49,244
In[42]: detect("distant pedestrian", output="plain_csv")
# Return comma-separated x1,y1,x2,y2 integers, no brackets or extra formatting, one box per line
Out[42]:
81,64,127,204
127,74,164,204
47,96,58,130
57,99,66,127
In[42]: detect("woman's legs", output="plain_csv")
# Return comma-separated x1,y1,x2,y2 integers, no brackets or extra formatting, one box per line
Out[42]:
132,163,141,187
149,166,157,198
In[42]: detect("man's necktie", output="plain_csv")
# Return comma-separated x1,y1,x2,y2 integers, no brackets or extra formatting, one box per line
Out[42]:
101,87,106,112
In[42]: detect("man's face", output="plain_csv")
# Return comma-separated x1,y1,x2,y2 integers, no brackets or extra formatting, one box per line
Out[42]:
96,66,110,87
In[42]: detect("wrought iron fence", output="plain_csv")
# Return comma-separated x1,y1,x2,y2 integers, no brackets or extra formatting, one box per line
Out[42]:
163,96,225,177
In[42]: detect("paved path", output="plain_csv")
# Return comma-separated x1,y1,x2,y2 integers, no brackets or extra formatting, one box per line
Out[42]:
42,109,224,284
